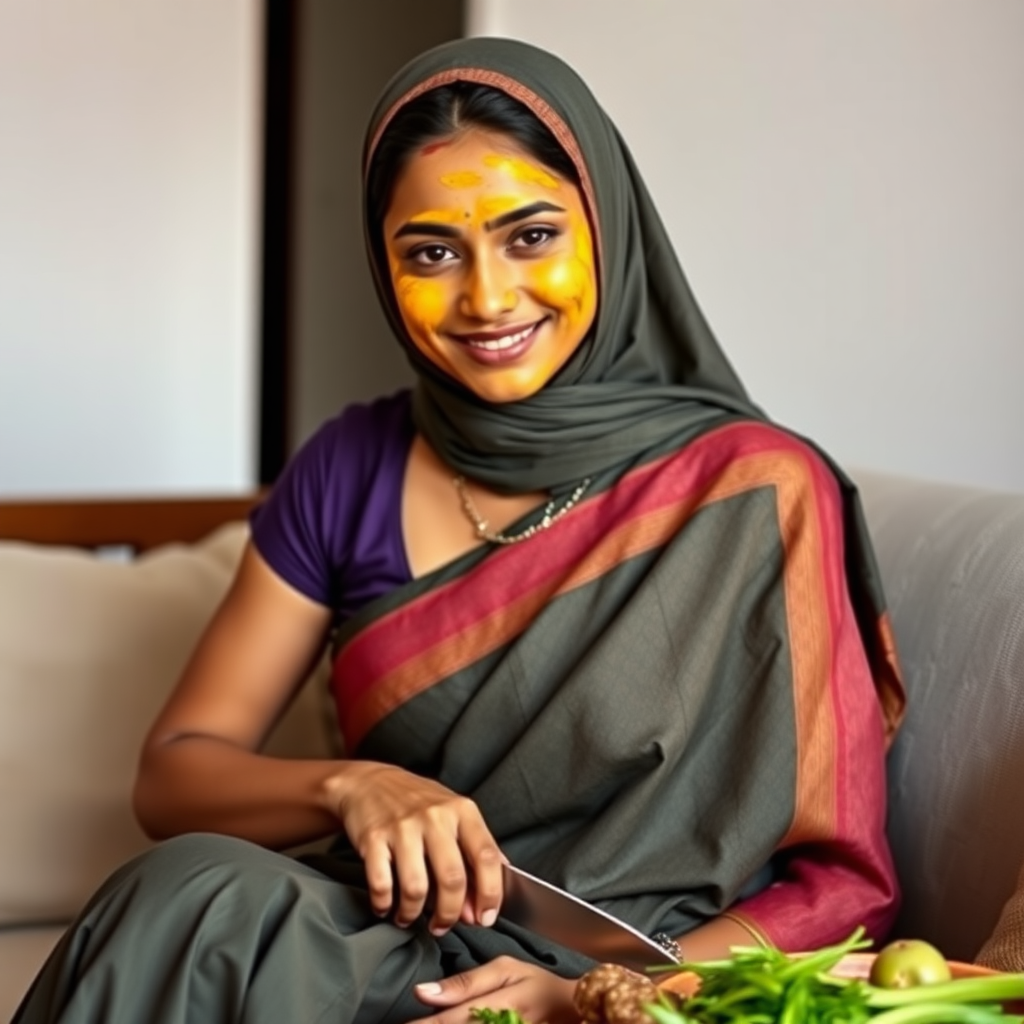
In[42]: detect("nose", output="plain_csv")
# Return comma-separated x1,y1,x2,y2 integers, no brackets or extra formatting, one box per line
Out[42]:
458,249,517,321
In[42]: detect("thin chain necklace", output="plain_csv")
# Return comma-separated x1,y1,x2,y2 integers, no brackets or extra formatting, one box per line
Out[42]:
452,474,592,546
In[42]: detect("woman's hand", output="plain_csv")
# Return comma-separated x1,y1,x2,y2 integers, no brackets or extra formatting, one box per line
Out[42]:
325,760,504,935
412,958,579,1024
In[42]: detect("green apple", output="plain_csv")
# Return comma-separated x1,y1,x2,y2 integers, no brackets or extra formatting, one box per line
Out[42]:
869,938,952,989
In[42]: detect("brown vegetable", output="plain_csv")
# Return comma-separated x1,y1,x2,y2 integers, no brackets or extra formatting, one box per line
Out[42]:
573,963,662,1024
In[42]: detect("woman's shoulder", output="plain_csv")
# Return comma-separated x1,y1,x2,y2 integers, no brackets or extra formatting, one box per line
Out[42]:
264,388,415,528
249,390,414,606
275,389,411,497
301,389,414,466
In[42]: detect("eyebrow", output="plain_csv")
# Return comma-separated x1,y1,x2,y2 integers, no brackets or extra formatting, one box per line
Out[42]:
484,201,565,231
393,200,566,240
393,221,461,240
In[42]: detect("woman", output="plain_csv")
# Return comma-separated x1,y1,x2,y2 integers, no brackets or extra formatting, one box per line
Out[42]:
15,37,904,1024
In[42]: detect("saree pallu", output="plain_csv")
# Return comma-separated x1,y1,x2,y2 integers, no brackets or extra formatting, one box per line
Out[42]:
332,421,904,953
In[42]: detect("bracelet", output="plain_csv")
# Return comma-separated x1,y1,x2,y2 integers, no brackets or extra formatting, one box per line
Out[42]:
651,931,684,962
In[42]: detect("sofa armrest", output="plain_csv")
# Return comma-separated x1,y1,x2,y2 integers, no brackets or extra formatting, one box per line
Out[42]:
851,469,1024,960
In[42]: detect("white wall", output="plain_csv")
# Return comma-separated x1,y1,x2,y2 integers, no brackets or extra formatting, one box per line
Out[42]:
0,0,262,497
468,0,1024,493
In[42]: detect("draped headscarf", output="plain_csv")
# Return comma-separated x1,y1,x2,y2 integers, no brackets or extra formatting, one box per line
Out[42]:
362,37,764,494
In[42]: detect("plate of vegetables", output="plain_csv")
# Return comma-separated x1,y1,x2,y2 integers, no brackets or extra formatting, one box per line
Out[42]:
566,929,1024,1024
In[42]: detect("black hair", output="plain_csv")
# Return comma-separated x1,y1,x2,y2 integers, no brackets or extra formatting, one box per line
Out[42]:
366,82,580,265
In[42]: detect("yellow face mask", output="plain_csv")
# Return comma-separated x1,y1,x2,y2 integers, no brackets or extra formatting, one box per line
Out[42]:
382,129,598,404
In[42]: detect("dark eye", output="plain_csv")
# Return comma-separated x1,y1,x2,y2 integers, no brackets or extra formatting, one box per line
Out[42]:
410,244,457,267
509,226,558,252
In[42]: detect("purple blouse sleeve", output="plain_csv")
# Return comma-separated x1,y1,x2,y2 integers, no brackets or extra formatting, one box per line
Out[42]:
249,391,414,614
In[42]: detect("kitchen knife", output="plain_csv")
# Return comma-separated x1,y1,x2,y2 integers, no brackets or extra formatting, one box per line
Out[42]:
499,863,679,972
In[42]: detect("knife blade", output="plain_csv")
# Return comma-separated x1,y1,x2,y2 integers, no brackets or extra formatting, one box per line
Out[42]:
499,863,678,972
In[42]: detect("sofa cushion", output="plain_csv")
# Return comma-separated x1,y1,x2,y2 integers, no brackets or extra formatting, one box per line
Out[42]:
0,523,335,928
852,469,1024,960
976,859,1024,971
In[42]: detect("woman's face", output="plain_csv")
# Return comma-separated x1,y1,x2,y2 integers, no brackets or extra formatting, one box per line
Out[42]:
382,128,598,403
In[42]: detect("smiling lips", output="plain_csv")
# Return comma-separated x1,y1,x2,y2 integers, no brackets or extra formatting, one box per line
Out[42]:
452,319,546,363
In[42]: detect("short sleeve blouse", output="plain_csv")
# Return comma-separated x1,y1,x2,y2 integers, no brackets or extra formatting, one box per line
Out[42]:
249,390,415,623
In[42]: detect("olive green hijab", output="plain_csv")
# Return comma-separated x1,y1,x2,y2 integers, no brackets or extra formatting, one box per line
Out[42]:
363,37,763,494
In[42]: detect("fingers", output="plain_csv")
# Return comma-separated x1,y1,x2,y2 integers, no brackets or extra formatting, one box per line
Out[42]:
459,893,475,926
414,958,513,1007
393,828,433,928
361,834,395,918
410,960,579,1024
336,763,504,933
389,797,503,933
423,831,469,933
423,809,504,932
374,811,479,931
461,826,504,929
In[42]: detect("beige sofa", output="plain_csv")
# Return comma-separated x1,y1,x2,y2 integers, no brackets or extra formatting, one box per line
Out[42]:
0,502,337,1021
1,470,1024,1018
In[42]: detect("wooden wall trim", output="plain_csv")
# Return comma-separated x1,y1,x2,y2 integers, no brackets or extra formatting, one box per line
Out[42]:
0,496,261,552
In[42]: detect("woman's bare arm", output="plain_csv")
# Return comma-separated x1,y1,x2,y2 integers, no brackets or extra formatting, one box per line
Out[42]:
132,543,344,849
673,915,763,961
132,542,505,931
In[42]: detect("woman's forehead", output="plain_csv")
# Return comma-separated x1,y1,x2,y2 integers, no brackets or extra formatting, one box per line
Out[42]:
384,129,576,219
368,70,599,219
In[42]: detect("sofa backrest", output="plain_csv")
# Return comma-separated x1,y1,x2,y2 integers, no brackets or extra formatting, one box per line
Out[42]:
853,469,1024,960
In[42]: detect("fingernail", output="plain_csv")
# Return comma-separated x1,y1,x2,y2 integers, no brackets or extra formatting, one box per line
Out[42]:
416,982,442,996
480,908,497,927
430,926,448,937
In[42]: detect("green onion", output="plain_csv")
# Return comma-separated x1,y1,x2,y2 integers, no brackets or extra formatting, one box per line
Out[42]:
867,1006,1022,1024
866,978,1024,1009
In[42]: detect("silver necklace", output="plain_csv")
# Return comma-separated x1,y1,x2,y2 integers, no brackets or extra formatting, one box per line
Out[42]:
452,474,592,546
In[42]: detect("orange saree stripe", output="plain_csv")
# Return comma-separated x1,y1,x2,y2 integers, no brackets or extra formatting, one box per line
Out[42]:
875,611,905,747
769,452,838,848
